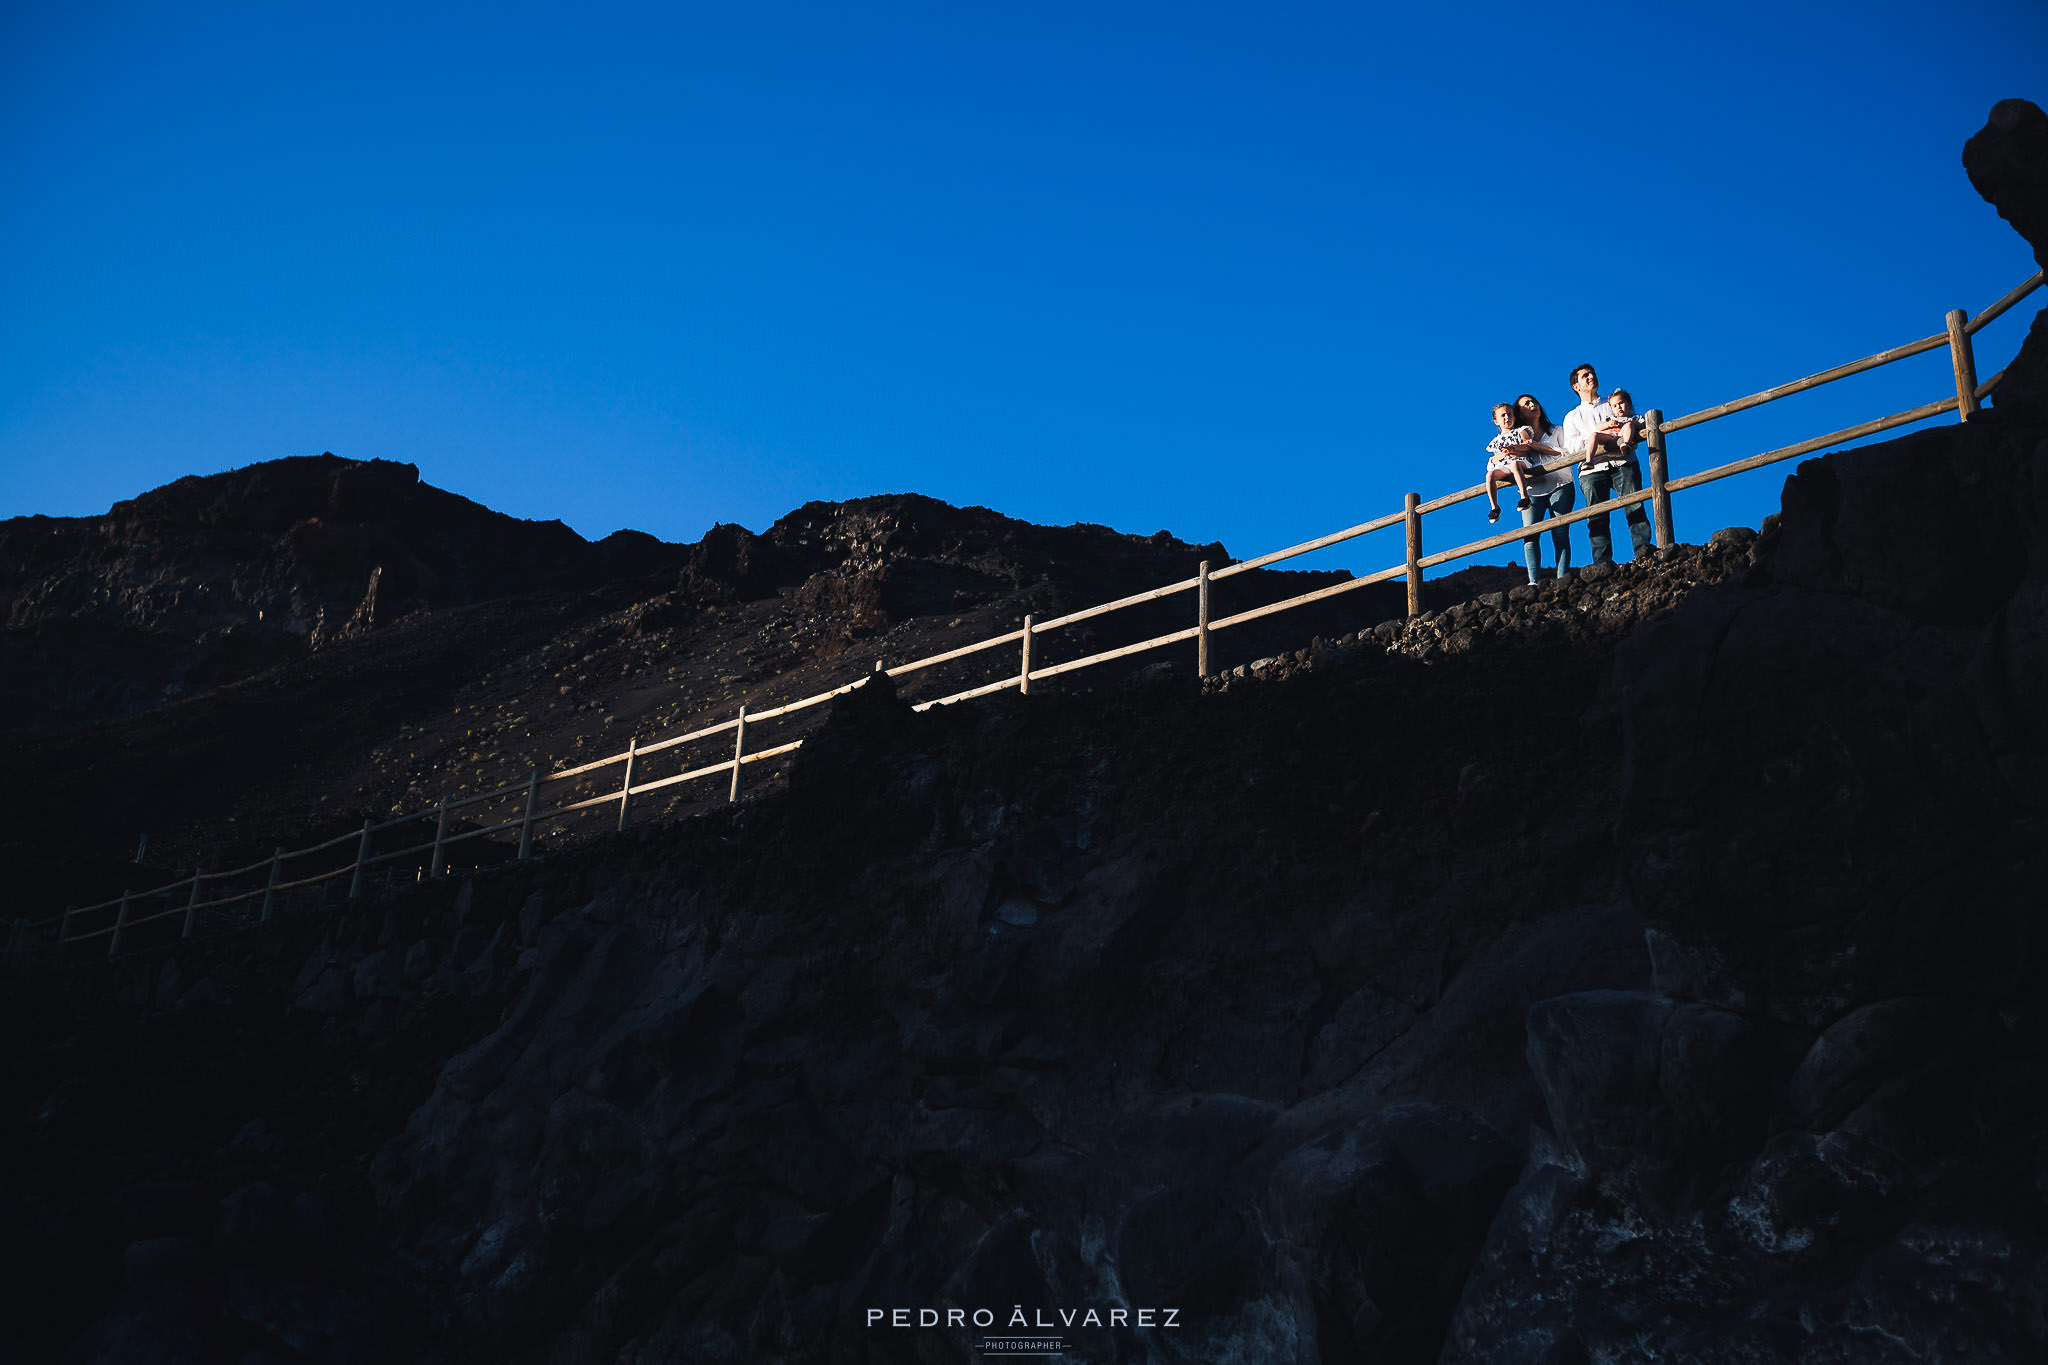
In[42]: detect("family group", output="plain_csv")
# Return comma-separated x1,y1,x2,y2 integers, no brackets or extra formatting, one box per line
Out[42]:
1481,363,1655,584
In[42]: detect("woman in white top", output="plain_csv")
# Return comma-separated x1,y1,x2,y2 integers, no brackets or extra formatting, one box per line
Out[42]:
1509,394,1576,584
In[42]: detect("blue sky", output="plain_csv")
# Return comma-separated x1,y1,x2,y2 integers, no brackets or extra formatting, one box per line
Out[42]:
3,1,2042,581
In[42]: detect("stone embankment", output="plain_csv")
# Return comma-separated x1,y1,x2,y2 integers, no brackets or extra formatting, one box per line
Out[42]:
1206,529,1760,690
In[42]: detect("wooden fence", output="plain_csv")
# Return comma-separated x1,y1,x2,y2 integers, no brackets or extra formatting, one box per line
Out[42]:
11,269,2040,961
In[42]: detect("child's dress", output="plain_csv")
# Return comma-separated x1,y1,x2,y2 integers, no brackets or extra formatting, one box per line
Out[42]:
1486,425,1536,475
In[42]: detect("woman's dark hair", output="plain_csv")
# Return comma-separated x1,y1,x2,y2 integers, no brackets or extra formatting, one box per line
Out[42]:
1514,393,1553,432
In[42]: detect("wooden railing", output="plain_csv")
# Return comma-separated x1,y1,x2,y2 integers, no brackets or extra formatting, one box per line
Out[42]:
11,269,2040,961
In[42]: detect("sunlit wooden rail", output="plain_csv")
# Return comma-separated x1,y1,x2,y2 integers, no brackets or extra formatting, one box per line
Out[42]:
11,269,2040,961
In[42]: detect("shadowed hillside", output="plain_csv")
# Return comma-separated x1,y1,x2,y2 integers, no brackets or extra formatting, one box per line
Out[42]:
5,458,1502,927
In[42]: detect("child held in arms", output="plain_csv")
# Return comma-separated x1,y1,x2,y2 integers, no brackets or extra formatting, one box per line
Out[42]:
1484,402,1540,524
1589,387,1648,458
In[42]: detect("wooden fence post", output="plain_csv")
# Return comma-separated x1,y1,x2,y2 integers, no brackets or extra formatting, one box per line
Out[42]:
430,798,452,877
1947,309,1980,421
617,738,639,833
1404,493,1423,618
1196,561,1211,678
518,768,540,860
728,705,748,803
348,818,374,902
1019,615,1034,695
1646,409,1674,550
260,849,283,923
181,867,206,939
109,890,132,958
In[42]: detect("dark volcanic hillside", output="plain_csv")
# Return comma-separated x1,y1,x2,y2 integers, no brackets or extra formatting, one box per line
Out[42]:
0,455,686,732
2,461,1461,915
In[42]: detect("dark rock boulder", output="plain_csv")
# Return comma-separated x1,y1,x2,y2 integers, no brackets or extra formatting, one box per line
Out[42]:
1269,1102,1521,1361
1965,98,2048,421
1965,98,2048,271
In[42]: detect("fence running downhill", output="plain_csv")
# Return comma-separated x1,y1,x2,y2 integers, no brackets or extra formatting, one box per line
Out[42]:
14,269,2042,962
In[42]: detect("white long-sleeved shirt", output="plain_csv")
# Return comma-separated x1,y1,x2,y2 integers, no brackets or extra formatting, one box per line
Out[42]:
1562,397,1631,474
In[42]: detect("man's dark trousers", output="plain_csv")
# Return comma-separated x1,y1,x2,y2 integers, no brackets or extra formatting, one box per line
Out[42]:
1579,459,1654,563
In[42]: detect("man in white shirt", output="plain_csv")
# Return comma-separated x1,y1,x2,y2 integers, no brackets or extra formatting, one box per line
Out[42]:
1560,363,1654,566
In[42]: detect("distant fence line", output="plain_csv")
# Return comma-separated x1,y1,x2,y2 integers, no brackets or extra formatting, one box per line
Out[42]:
13,269,2040,961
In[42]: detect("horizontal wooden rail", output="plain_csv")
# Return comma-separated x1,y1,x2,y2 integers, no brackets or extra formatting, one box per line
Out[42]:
628,757,741,797
444,777,538,812
554,787,636,817
1209,509,1408,579
1032,625,1202,681
1966,270,2044,334
624,715,741,760
740,740,804,765
366,808,438,835
545,749,637,783
266,865,353,897
1662,333,1948,433
1662,395,1959,492
747,677,869,723
914,673,1029,711
297,825,374,855
436,817,528,849
885,628,1026,678
210,850,280,880
186,885,268,913
1209,564,1409,632
1033,576,1200,633
72,874,197,916
126,903,193,931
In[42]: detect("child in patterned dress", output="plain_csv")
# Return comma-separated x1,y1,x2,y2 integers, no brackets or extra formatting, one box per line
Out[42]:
1588,387,1648,457
1484,402,1538,524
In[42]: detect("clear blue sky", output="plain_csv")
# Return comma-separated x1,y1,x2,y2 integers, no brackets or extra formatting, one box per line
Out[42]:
3,1,2042,580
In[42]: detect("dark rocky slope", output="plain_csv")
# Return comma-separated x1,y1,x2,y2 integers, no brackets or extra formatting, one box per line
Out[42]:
0,455,684,732
3,536,1728,1364
4,475,1415,914
3,98,2045,1365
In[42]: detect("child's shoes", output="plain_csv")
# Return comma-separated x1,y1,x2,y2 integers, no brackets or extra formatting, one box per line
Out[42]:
1517,497,1530,509
1487,507,1501,523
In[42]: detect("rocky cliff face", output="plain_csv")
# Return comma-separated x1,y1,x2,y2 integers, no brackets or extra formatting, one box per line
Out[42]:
4,102,2045,1365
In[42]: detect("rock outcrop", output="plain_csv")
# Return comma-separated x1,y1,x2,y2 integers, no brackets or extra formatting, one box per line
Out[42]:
1966,97,2048,422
